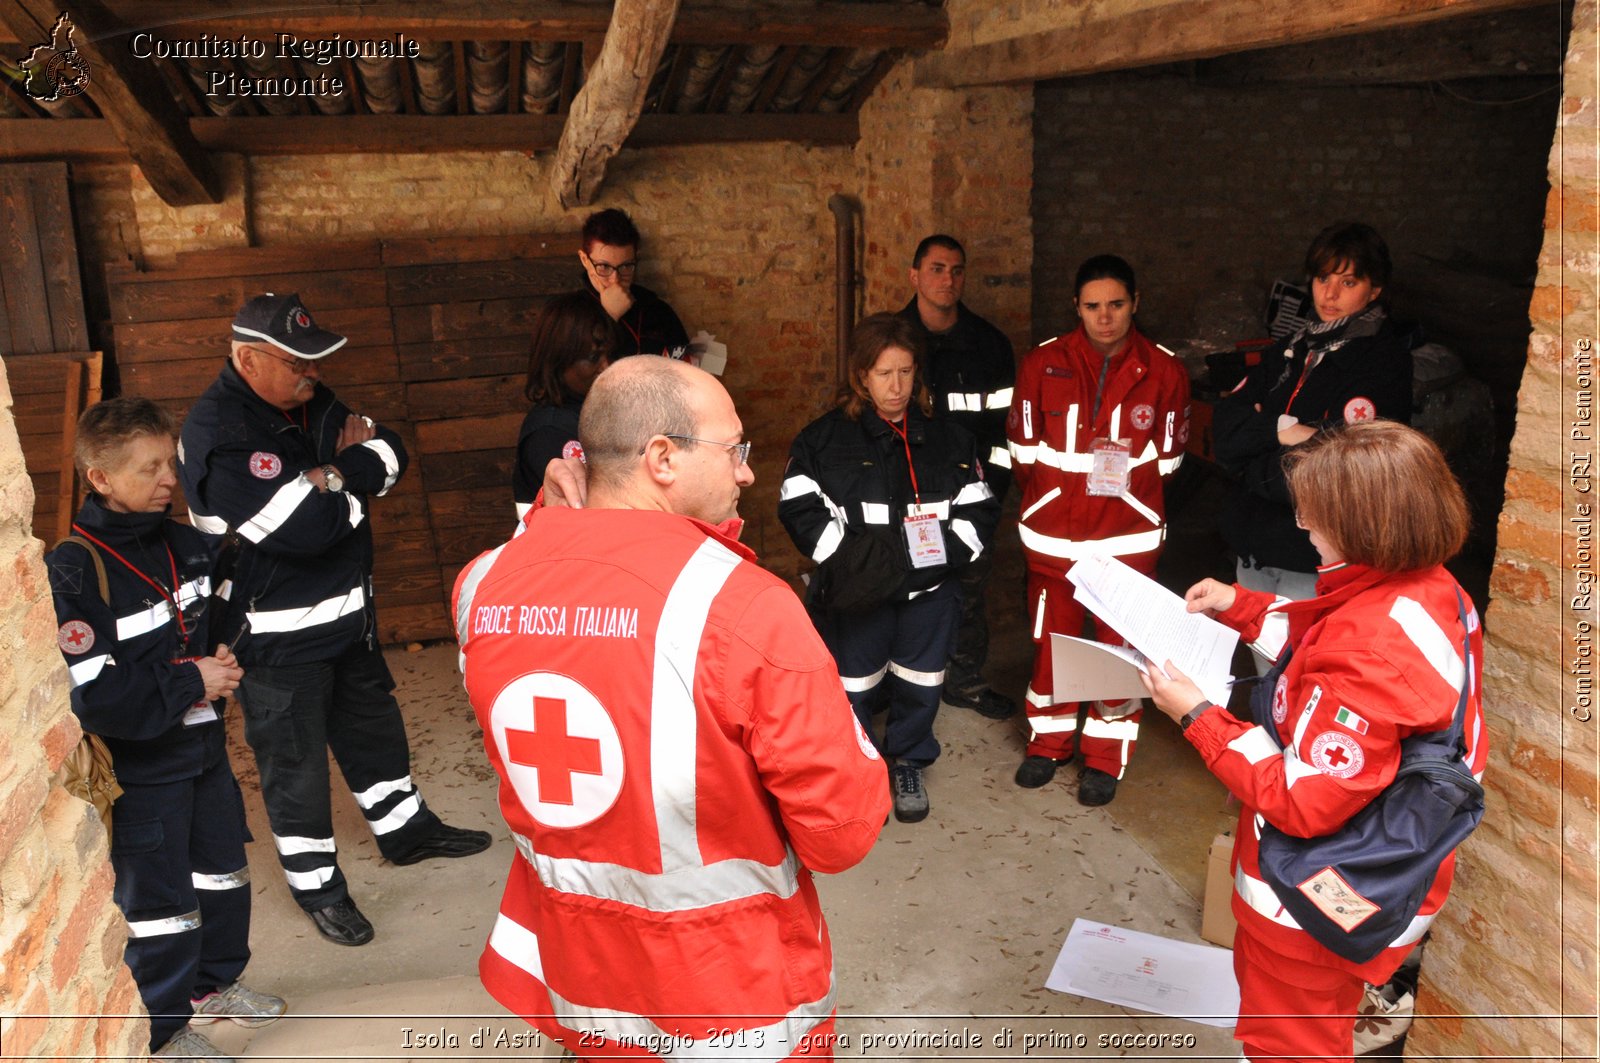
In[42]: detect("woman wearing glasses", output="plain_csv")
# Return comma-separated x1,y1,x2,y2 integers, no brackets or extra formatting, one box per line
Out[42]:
779,313,1001,824
512,292,617,522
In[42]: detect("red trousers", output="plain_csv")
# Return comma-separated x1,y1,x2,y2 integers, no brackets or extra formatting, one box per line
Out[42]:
1232,930,1364,1063
1024,565,1150,778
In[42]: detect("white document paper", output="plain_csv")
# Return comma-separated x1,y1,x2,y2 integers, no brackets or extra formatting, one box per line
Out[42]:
687,330,728,376
1046,918,1239,1028
1066,555,1239,706
1049,634,1151,704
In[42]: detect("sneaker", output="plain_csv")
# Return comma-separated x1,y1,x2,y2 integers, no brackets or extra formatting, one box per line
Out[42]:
308,897,374,946
189,981,286,1028
1078,767,1119,806
154,1027,235,1062
390,822,493,866
1014,753,1073,788
891,764,929,823
942,683,1017,720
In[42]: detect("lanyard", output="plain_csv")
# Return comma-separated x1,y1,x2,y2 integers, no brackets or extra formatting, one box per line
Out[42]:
71,522,189,645
883,417,922,505
619,309,644,353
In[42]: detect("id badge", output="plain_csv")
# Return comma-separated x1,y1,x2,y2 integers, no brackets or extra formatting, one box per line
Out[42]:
1086,437,1132,497
902,506,948,570
173,655,219,726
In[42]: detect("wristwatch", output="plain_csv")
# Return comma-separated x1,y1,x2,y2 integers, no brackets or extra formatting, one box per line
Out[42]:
321,464,344,493
1180,701,1212,733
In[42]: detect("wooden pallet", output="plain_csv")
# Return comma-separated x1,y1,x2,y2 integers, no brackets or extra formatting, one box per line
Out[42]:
5,351,103,542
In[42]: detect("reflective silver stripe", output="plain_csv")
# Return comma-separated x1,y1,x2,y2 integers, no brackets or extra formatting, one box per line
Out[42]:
947,391,984,412
1024,685,1054,709
487,912,834,1063
343,492,365,529
1283,755,1322,790
177,575,210,608
117,600,174,641
1020,486,1061,523
1029,439,1165,475
986,387,1014,410
353,775,415,808
285,865,336,891
1226,727,1282,766
237,475,317,544
779,473,823,501
361,437,402,494
812,521,844,563
1009,440,1040,466
887,661,943,688
1158,455,1184,475
1018,523,1165,560
952,481,993,507
513,832,801,913
274,834,335,855
1029,712,1077,735
69,654,110,687
1032,586,1047,640
514,500,532,520
1081,716,1138,741
454,545,508,644
189,509,227,535
217,579,233,601
951,518,983,560
1065,403,1078,446
127,909,201,938
247,585,365,634
1233,866,1437,947
1389,596,1465,693
840,664,888,693
1110,404,1122,441
653,538,741,872
988,445,1012,469
860,502,891,525
1251,602,1293,663
368,793,423,835
193,867,250,890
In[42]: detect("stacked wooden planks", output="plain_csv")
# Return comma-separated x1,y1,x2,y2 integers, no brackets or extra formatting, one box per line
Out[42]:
108,232,576,644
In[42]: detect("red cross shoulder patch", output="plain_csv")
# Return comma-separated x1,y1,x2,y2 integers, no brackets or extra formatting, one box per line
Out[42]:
561,439,585,462
249,451,283,479
1343,397,1376,424
1131,404,1155,431
58,620,94,655
1309,730,1366,779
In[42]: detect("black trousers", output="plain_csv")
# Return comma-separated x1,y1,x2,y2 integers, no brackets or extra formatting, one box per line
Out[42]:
236,641,439,911
111,753,251,1050
947,549,994,686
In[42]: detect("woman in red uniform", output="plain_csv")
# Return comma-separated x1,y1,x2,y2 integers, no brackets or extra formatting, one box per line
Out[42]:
1141,421,1487,1063
1007,254,1189,804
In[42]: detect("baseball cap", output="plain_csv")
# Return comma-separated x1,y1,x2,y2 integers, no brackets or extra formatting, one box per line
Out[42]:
232,293,347,359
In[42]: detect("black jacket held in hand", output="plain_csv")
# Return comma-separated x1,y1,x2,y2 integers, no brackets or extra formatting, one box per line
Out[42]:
46,496,226,785
179,362,407,666
1213,312,1412,572
779,406,1000,610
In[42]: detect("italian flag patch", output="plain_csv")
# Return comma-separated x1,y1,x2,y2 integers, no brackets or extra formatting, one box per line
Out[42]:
1334,706,1369,735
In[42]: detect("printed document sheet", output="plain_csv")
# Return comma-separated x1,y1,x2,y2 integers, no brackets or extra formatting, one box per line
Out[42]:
1046,919,1239,1028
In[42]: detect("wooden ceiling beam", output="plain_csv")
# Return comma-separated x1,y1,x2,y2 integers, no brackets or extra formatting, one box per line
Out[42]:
549,0,681,207
0,113,857,158
0,0,222,204
0,1,947,50
915,0,1550,88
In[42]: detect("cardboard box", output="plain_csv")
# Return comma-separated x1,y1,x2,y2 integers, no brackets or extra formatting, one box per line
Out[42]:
1201,832,1238,949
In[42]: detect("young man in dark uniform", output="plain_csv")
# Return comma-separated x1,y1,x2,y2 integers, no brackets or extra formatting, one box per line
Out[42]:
578,208,690,359
896,235,1017,721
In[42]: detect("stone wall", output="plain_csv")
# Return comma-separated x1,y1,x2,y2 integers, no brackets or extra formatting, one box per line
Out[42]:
0,359,149,1059
1410,1,1598,1056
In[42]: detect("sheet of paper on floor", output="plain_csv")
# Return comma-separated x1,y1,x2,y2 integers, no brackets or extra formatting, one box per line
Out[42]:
1050,633,1153,703
1046,918,1239,1028
1066,555,1238,705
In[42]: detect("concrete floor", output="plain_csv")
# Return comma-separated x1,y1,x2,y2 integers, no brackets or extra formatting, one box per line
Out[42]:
198,476,1254,1061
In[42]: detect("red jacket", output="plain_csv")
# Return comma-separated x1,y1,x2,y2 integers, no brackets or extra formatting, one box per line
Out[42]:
452,507,888,1060
1007,326,1189,580
1185,562,1488,985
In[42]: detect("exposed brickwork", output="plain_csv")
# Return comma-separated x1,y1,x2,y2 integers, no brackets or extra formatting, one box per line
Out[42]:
1410,2,1597,1058
0,357,148,1059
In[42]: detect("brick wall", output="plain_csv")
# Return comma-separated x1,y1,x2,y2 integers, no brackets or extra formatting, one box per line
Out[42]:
0,359,149,1059
1410,1,1598,1056
1032,70,1559,348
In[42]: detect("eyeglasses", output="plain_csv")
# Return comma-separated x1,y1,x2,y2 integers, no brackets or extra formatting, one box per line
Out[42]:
591,259,638,278
665,434,752,466
248,346,317,375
